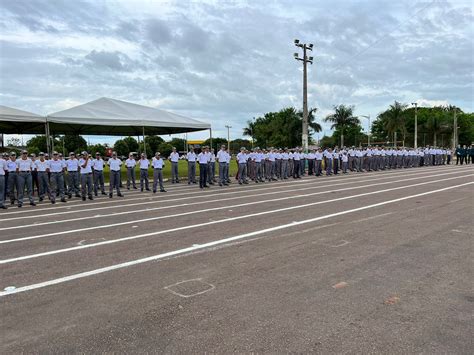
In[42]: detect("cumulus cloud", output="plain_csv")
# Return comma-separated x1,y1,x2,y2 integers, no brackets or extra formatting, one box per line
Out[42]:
0,0,472,142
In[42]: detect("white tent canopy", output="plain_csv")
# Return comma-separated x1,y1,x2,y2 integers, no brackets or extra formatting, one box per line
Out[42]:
0,105,46,134
46,97,210,136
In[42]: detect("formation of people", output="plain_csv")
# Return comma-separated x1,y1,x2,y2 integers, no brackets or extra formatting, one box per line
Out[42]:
0,144,470,210
230,145,459,184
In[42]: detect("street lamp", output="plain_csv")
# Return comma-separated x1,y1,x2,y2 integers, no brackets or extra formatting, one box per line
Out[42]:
294,39,314,153
360,115,371,146
225,125,232,152
411,102,418,149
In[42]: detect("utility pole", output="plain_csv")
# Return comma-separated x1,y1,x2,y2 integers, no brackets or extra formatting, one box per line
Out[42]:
225,125,232,153
411,102,418,149
361,115,371,146
294,39,314,152
453,110,457,149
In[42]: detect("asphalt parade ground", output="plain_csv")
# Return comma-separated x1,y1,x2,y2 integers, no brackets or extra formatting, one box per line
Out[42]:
1,164,473,353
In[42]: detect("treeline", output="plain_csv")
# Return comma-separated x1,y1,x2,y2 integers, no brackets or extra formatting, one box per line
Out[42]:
21,134,254,157
243,102,473,148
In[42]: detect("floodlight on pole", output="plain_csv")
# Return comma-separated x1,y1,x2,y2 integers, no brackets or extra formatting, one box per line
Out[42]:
411,102,418,149
294,39,314,153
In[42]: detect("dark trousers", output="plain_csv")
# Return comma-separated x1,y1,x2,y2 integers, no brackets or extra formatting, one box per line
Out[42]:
293,161,300,178
308,159,314,175
333,159,339,174
199,163,208,188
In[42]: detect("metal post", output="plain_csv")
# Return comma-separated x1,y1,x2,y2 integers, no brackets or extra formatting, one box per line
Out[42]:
294,40,313,153
142,126,147,157
302,45,308,152
209,128,213,150
453,110,457,149
412,102,418,149
225,125,231,152
45,120,51,155
361,115,371,146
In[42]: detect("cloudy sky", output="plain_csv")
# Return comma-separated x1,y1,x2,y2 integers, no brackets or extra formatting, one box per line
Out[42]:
1,0,473,144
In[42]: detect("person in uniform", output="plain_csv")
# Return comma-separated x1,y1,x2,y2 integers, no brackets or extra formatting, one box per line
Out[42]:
30,153,39,197
236,147,248,185
169,147,180,183
7,152,19,205
341,150,349,174
79,151,94,201
48,152,67,204
315,148,323,176
0,153,7,209
108,151,123,198
139,153,150,191
324,148,333,176
187,148,197,184
125,153,137,189
198,146,210,189
152,152,166,193
2,153,8,200
35,152,50,202
66,152,80,198
217,145,229,186
92,152,106,196
208,148,216,185
333,148,340,175
293,148,301,179
17,150,36,207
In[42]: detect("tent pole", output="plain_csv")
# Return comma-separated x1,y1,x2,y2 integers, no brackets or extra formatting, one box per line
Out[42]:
142,126,146,157
45,120,50,155
209,128,213,150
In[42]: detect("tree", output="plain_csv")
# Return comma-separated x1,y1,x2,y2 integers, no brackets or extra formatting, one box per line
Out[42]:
425,107,449,147
168,138,187,152
113,139,130,157
88,143,107,156
243,107,322,149
157,142,173,158
229,139,251,153
145,135,164,154
202,137,228,151
122,136,139,152
7,137,21,147
26,135,48,153
379,101,408,147
63,134,87,154
139,142,152,156
324,105,359,147
333,124,366,147
457,112,474,146
319,135,335,148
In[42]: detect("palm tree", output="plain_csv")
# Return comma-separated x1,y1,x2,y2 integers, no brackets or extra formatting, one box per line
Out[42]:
324,104,359,147
298,107,322,136
380,101,408,147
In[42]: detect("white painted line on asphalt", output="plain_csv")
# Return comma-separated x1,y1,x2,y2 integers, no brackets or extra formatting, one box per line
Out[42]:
164,278,215,298
330,240,350,248
0,167,465,230
1,181,471,297
1,174,471,262
0,165,463,218
0,170,467,243
4,165,459,213
351,212,394,223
